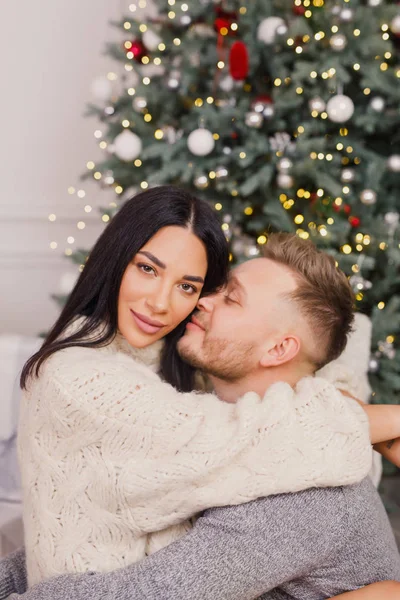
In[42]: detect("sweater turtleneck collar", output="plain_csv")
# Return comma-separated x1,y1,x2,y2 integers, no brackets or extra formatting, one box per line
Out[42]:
63,316,164,372
113,330,163,372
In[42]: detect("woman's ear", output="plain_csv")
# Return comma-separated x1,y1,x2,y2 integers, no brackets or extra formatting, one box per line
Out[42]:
260,335,301,368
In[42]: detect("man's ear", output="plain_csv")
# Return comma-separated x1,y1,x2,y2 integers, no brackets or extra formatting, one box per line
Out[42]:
260,335,301,368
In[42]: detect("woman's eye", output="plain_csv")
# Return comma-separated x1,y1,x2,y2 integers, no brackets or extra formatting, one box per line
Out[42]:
137,263,156,275
180,283,197,295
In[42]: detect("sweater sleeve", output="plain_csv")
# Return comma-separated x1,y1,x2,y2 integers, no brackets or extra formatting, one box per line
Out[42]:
48,354,372,532
0,549,27,599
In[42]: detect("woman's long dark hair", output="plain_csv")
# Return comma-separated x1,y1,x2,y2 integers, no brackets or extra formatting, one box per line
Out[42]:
21,186,229,392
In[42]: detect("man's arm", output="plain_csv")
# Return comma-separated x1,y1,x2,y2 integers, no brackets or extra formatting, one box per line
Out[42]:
5,486,346,600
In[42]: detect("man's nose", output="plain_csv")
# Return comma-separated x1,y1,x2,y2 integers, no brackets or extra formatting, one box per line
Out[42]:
197,293,218,313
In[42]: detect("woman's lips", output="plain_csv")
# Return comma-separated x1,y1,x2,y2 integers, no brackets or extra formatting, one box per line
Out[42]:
130,310,165,335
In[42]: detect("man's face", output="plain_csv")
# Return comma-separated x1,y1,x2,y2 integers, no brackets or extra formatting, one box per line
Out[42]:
178,258,299,380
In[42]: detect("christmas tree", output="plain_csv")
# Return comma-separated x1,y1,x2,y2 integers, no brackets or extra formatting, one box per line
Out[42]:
63,0,400,409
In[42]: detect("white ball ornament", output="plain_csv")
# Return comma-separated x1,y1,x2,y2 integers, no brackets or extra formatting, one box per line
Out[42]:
341,168,355,183
113,130,143,161
360,189,377,206
187,128,215,156
340,8,354,21
390,15,400,35
309,97,326,113
245,111,264,128
257,17,287,45
326,94,354,123
278,157,293,172
91,76,113,101
330,33,347,51
194,174,209,189
370,97,385,112
219,75,234,92
387,155,400,172
142,29,162,51
277,173,294,189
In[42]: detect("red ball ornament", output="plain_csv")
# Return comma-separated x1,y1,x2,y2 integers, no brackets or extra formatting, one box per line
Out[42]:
229,41,249,81
127,40,147,61
349,216,361,228
214,18,231,34
293,4,306,15
343,204,351,215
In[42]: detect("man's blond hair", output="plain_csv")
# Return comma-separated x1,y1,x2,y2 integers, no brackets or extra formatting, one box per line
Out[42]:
262,232,354,368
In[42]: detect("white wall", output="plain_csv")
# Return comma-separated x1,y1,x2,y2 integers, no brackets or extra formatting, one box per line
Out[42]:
0,1,130,335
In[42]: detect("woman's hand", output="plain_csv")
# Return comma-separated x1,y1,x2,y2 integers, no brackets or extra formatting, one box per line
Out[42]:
332,580,400,598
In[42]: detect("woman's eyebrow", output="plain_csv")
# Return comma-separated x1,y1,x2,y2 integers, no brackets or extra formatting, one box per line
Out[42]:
183,275,205,284
137,251,166,269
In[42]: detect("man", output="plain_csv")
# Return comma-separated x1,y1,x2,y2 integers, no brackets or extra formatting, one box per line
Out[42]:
1,233,400,599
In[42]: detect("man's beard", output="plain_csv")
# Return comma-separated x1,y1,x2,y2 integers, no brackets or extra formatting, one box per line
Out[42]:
178,334,257,382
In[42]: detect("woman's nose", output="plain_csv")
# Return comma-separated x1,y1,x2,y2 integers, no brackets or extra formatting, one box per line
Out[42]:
146,284,170,314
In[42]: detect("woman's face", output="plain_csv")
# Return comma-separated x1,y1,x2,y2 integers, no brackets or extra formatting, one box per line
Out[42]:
118,225,208,348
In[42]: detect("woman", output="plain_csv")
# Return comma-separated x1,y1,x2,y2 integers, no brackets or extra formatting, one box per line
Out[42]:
11,186,392,586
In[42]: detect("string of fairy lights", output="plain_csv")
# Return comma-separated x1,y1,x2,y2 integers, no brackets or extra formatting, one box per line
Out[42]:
49,0,400,325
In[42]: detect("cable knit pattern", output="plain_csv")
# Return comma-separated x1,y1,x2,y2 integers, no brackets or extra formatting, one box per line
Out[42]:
18,319,372,586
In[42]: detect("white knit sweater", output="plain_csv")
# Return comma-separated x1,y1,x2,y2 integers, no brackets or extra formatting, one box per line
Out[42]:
18,319,372,586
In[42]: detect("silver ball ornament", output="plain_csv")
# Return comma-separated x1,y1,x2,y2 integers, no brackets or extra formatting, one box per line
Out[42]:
309,97,326,113
245,111,264,128
215,166,229,179
277,173,294,189
341,168,355,183
167,71,181,89
326,94,354,123
368,357,380,374
384,211,400,235
368,0,382,5
370,97,385,112
387,155,400,172
278,157,293,172
257,17,287,45
219,75,234,92
263,103,275,119
330,34,347,51
132,96,147,112
194,175,209,189
187,128,215,156
180,15,192,26
390,15,400,35
142,29,162,51
360,189,377,206
113,130,142,161
340,8,354,21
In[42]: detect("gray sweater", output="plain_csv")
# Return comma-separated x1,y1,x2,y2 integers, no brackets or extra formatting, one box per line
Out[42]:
1,478,399,600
